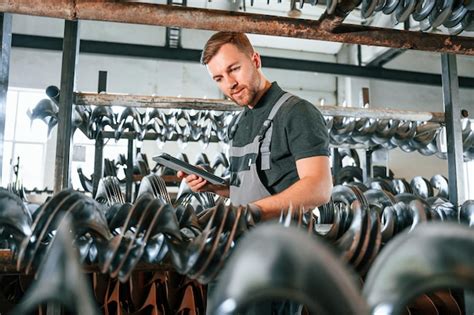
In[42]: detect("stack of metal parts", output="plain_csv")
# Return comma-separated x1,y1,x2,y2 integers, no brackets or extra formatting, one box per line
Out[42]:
328,117,474,160
0,189,32,254
338,166,451,199
3,207,207,314
320,182,466,275
2,173,472,278
354,0,474,35
12,215,101,315
241,0,474,35
29,94,474,160
1,172,473,313
29,91,237,147
208,222,474,315
0,186,260,284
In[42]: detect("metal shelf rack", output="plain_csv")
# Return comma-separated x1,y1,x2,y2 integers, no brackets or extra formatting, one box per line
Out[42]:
0,0,467,206
0,3,472,313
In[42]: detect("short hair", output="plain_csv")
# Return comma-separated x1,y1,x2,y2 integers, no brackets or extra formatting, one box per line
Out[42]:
201,32,254,65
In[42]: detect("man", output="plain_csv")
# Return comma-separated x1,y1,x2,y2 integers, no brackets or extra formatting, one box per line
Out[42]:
177,32,332,315
178,32,332,218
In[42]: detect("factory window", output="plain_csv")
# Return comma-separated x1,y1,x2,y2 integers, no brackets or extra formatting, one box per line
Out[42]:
1,88,48,189
0,88,129,191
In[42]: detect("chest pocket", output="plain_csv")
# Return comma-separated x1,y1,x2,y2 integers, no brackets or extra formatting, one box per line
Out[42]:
229,153,258,187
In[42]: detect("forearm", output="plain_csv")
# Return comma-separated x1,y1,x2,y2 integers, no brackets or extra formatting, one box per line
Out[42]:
253,176,332,221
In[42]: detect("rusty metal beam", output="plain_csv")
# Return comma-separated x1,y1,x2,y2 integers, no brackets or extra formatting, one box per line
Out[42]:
74,92,446,122
0,1,473,56
74,93,239,111
0,0,75,19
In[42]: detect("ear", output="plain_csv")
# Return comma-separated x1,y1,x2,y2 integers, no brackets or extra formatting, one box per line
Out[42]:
252,52,261,69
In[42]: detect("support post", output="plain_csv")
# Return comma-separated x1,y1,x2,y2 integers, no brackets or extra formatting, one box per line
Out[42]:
54,20,80,193
0,13,11,184
442,53,469,315
92,71,107,196
441,54,465,208
126,139,133,202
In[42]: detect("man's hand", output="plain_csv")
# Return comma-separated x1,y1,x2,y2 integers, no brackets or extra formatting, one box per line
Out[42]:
177,170,230,197
177,171,208,192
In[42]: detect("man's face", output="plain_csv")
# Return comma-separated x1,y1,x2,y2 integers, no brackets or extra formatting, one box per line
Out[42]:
206,43,261,107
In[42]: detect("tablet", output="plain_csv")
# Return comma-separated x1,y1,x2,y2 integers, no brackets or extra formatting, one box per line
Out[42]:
153,153,227,185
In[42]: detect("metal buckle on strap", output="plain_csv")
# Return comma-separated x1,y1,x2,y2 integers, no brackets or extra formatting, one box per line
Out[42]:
258,119,273,141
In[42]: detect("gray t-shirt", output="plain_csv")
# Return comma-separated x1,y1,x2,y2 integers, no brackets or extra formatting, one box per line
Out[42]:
230,82,329,194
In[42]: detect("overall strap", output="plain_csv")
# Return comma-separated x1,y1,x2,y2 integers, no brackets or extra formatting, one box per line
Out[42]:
227,110,244,145
259,92,293,170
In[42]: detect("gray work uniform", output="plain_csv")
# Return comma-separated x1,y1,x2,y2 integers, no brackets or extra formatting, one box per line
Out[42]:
229,92,292,205
207,82,328,314
226,92,302,315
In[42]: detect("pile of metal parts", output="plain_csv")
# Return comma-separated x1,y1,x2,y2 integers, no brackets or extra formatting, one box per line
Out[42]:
29,90,474,160
320,181,473,275
241,0,474,35
357,0,473,35
3,172,472,279
0,186,260,283
3,213,207,314
328,116,474,160
208,222,474,315
1,172,473,313
30,86,236,147
338,166,451,199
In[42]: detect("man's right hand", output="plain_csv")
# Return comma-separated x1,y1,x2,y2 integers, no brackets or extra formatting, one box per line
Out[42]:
177,170,230,197
177,171,208,192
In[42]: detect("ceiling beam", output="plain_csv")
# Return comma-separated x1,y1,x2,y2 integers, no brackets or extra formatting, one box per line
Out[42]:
1,1,473,55
366,48,406,67
12,34,474,88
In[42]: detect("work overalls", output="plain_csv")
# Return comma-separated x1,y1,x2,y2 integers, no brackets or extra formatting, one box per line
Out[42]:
225,92,302,315
229,92,292,205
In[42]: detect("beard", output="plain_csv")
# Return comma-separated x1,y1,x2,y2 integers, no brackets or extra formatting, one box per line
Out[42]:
228,74,261,107
229,86,257,107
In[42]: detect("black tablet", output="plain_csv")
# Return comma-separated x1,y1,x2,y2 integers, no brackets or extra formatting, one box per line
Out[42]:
153,153,227,185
